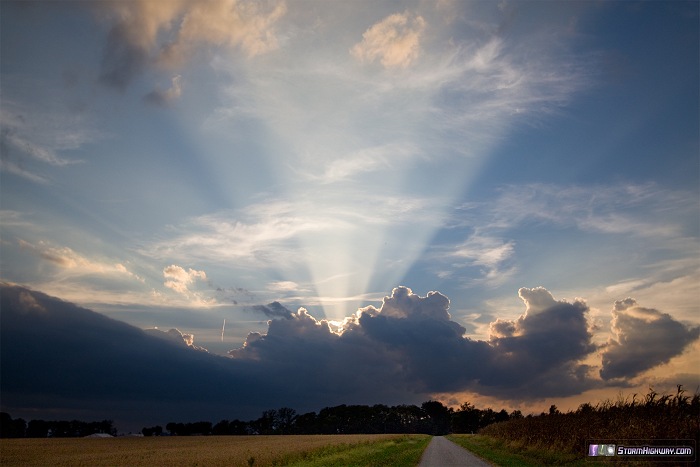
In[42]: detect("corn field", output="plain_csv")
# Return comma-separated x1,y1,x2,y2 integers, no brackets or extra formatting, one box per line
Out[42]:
479,386,699,462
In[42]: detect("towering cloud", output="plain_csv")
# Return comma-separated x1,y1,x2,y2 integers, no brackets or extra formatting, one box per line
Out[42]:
600,298,700,380
481,287,596,396
232,286,598,398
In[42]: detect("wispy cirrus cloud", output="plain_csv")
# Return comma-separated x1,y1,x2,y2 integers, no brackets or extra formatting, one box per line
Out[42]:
306,143,420,184
17,239,143,282
470,183,693,236
1,100,98,160
438,233,517,286
6,239,166,308
434,183,697,287
0,97,103,183
144,192,444,267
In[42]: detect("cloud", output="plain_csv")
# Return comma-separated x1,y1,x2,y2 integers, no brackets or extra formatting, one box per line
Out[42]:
309,143,419,184
0,107,86,183
0,98,101,183
249,301,294,320
441,232,516,285
351,11,426,68
143,193,444,269
435,183,697,287
97,0,286,90
163,264,207,294
474,183,690,238
234,285,599,398
159,0,287,65
97,0,187,90
0,158,49,184
600,298,700,380
267,280,306,293
480,287,596,395
161,265,218,308
360,286,452,321
0,284,257,431
144,327,207,352
144,75,183,106
1,127,76,167
2,283,697,431
18,239,143,282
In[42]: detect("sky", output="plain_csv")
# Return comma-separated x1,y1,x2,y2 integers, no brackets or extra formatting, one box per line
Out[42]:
1,0,698,431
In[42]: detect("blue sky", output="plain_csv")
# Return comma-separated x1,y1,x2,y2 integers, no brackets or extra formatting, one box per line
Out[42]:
1,0,698,422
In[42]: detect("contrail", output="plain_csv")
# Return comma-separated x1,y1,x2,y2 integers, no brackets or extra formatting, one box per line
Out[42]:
221,319,226,342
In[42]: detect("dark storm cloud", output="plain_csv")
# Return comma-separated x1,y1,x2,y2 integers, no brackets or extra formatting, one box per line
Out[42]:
233,286,599,398
600,298,700,380
483,288,596,386
229,306,415,403
3,283,695,431
0,284,267,430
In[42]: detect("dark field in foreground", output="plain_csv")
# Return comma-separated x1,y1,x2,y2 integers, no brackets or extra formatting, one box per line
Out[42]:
0,434,428,467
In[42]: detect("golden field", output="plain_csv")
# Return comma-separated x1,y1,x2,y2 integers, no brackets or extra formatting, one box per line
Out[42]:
0,434,410,466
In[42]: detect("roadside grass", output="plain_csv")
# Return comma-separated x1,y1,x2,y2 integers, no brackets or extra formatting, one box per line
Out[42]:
281,434,431,467
447,434,585,466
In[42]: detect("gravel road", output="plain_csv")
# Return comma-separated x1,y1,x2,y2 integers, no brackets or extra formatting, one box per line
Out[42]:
418,436,493,466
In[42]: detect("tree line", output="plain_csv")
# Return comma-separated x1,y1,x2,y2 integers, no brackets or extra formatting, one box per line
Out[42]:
1,400,521,438
147,400,521,437
0,412,116,438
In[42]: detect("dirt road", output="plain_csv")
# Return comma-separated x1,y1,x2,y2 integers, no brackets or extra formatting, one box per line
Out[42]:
418,436,492,466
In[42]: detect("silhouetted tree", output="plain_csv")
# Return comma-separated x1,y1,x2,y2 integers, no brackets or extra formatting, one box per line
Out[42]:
421,400,451,435
20,418,114,438
141,425,163,436
26,419,51,438
276,407,297,434
0,413,26,438
293,411,316,434
253,409,277,434
451,402,480,433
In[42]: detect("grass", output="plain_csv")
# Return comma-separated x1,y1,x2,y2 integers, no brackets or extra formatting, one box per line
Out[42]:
447,434,585,466
282,434,431,467
0,434,426,467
